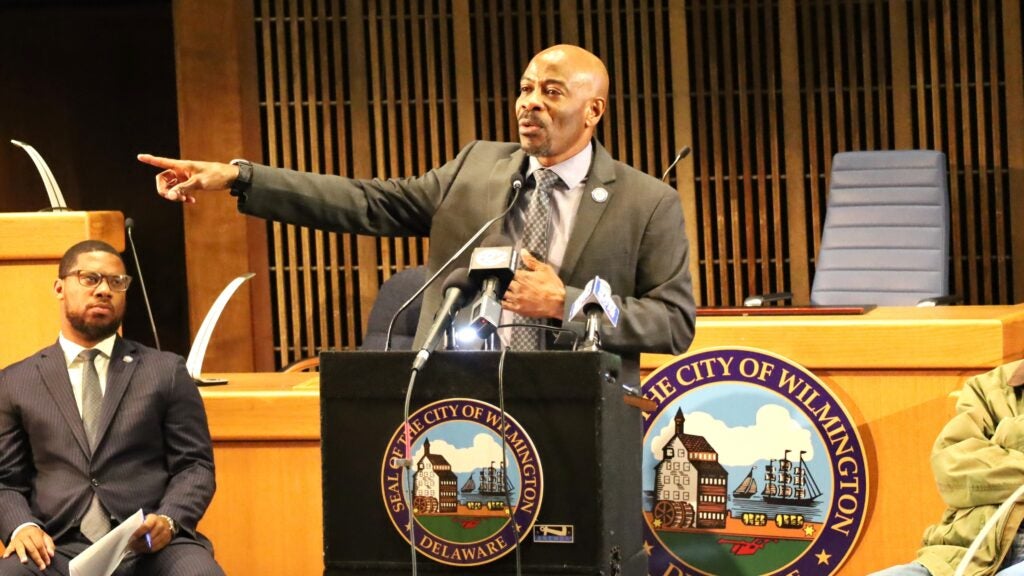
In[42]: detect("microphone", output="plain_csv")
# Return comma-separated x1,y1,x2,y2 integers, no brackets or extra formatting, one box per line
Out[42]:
661,146,692,183
466,235,518,339
125,217,161,351
411,268,477,372
383,171,525,350
569,276,620,352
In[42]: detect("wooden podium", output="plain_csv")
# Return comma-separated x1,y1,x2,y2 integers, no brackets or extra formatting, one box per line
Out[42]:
0,211,124,368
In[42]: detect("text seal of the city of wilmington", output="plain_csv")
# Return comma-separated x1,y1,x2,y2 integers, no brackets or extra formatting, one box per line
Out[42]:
380,398,544,567
641,347,869,575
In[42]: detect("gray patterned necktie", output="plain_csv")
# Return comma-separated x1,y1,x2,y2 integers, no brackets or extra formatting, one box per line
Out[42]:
79,349,111,542
509,169,561,351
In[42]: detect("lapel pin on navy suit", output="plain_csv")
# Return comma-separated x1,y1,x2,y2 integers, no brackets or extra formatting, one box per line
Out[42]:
122,355,133,363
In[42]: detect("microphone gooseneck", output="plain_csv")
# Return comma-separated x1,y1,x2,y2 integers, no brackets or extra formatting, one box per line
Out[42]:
125,217,161,351
383,171,525,350
661,146,692,183
411,267,477,372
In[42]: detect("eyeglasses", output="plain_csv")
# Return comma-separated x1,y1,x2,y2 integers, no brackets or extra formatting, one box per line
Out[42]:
64,270,133,292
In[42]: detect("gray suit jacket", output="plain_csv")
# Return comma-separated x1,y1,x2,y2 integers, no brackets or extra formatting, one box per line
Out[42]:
0,338,216,545
240,140,695,373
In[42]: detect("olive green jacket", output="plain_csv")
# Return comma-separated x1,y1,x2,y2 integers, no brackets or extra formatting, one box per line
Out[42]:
917,360,1024,576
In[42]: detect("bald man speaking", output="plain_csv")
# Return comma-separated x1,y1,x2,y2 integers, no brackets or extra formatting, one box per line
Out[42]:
139,44,695,377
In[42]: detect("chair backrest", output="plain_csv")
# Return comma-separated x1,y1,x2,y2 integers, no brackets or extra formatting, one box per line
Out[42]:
810,150,949,306
361,266,426,350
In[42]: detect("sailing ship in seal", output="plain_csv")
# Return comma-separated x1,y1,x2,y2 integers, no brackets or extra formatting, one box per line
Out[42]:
732,466,757,499
761,449,822,506
459,461,516,510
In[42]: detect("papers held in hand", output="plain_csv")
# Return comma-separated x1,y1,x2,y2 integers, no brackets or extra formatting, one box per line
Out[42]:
69,508,145,576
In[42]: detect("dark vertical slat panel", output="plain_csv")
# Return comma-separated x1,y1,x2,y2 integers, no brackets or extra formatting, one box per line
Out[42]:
596,0,614,152
473,9,491,141
875,1,891,148
1005,0,1024,302
958,0,979,302
285,0,304,364
779,0,810,303
927,0,942,152
890,0,912,148
692,3,715,305
653,0,669,183
452,0,475,148
377,0,396,272
561,0,579,45
274,0,297,364
708,4,729,304
765,0,784,294
610,1,627,161
799,3,822,275
751,0,770,291
736,3,755,298
259,0,289,366
299,0,319,358
912,0,929,147
860,2,874,148
829,0,846,162
845,2,861,150
942,1,964,299
625,1,641,169
639,0,655,177
813,3,831,255
990,2,1007,302
320,0,342,349
324,0,344,349
346,0,377,343
505,3,520,138
668,0,700,305
972,0,992,301
425,0,441,168
489,3,505,142
721,4,741,303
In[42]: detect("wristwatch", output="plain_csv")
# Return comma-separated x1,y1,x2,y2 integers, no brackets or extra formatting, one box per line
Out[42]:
229,159,253,198
159,514,178,537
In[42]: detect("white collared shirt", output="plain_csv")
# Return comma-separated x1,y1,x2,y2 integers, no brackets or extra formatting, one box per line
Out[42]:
58,332,116,417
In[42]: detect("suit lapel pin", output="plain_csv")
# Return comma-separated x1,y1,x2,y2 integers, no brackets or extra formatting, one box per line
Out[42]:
591,187,609,203
123,355,133,363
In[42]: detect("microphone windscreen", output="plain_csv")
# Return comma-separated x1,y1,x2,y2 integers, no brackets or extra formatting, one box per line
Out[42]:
480,234,513,248
125,217,135,230
510,171,525,189
442,267,476,294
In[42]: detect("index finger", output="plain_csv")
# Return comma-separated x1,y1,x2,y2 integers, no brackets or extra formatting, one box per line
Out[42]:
137,153,183,171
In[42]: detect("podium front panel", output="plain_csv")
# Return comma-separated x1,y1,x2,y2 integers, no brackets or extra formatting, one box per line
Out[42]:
320,350,644,576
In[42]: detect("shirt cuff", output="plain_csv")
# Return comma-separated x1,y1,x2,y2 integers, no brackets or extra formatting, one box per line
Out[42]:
10,522,40,542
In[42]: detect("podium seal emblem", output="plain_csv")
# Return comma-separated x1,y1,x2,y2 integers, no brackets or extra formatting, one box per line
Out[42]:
641,347,869,575
380,398,544,566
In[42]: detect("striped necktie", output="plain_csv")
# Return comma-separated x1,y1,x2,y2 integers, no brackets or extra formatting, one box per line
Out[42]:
79,349,112,542
509,169,561,351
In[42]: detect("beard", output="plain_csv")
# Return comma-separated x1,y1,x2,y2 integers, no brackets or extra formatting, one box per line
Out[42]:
66,307,122,342
520,139,551,158
518,113,551,157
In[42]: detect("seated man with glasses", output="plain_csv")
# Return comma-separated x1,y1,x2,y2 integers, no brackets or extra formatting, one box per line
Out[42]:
0,240,223,575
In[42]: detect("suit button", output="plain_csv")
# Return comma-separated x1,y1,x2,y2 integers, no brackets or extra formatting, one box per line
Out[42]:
91,478,100,487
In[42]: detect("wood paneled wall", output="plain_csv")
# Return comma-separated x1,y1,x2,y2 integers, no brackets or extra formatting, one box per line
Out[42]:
175,0,1024,368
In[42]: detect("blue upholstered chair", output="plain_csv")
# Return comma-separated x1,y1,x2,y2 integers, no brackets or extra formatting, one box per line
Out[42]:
745,150,952,307
361,266,426,350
